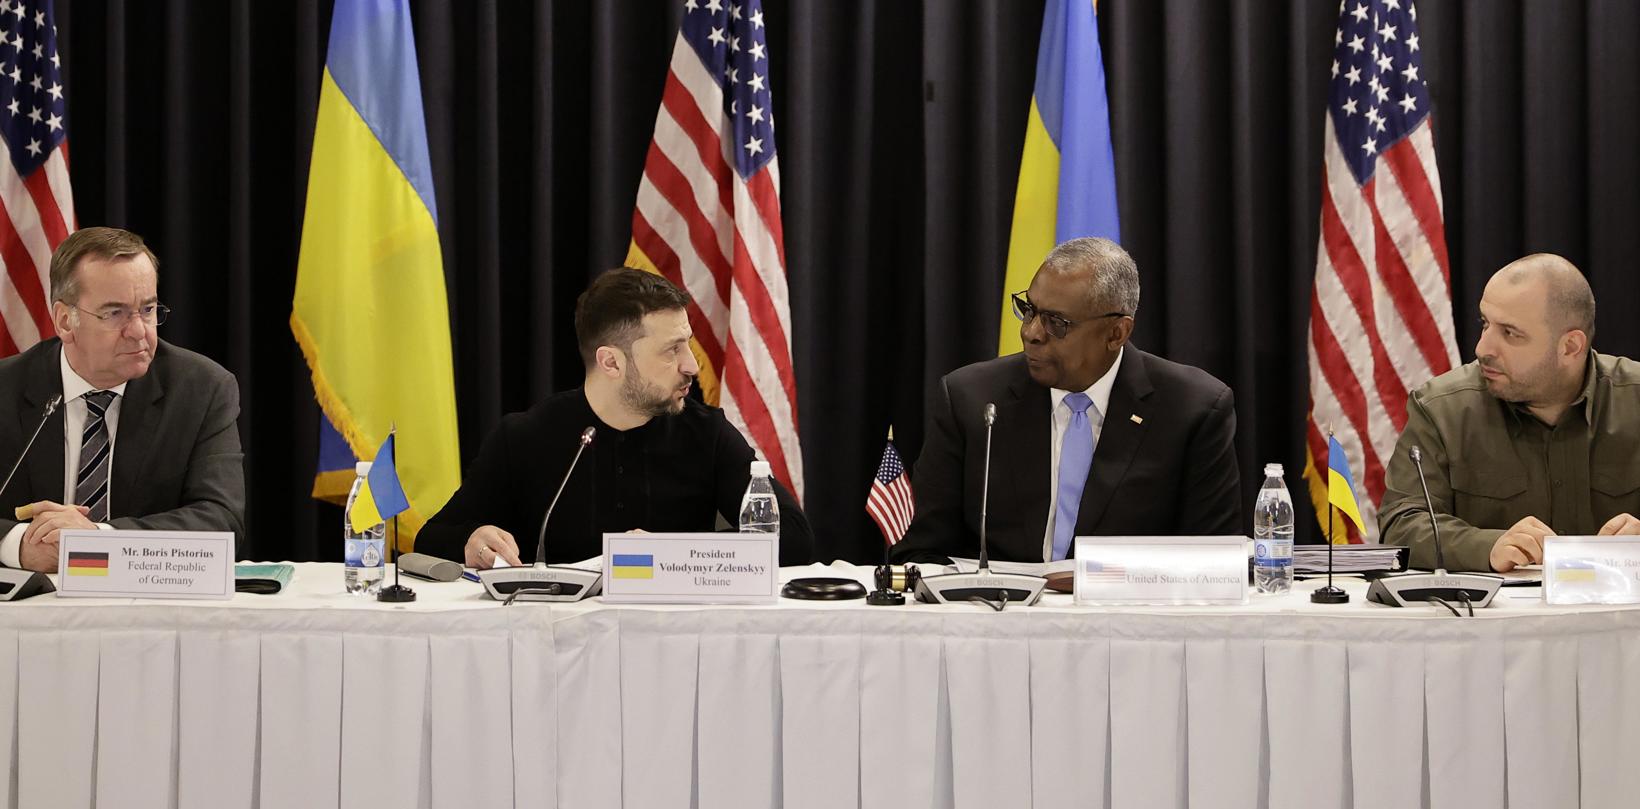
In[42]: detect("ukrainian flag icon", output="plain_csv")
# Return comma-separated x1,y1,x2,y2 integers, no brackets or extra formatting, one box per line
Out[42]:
612,554,654,580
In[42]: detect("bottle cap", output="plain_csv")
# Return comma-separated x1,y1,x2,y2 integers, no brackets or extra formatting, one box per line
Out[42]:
356,461,373,477
750,460,771,477
1264,463,1284,477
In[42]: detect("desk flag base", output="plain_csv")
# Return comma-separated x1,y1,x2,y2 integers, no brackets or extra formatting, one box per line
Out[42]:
1310,584,1349,604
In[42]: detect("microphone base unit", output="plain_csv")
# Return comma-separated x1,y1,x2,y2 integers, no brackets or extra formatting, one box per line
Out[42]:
0,568,53,601
1309,584,1350,604
478,566,603,603
914,571,1046,606
1365,572,1502,609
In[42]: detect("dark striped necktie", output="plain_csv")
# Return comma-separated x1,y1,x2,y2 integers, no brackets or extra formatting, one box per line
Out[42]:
75,390,117,523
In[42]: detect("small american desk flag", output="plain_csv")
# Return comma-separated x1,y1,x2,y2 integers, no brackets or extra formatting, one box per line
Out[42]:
866,438,913,545
0,0,74,357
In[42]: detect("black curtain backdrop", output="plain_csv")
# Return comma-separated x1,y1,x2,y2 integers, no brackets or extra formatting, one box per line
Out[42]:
47,0,1640,562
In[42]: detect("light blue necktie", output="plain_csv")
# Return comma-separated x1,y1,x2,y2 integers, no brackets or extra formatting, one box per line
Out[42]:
1052,392,1095,561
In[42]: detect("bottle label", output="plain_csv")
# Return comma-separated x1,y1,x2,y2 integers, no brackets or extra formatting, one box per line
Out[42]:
345,537,384,569
1253,539,1292,567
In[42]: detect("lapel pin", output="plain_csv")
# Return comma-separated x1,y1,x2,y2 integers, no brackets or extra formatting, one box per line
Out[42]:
1130,414,1144,425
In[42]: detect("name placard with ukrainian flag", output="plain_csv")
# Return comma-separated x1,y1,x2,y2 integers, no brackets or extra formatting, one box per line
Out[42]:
56,530,235,600
1543,536,1640,605
601,533,778,604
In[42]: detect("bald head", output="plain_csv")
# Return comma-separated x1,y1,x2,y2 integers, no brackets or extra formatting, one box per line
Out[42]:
1494,253,1596,343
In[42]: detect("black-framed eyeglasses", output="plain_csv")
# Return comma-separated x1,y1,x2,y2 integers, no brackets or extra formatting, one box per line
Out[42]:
75,303,170,328
1010,291,1128,340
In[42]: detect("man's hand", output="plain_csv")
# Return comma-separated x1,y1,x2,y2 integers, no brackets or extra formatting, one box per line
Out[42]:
1598,512,1640,536
1490,515,1553,572
18,535,59,573
464,525,522,569
20,501,92,545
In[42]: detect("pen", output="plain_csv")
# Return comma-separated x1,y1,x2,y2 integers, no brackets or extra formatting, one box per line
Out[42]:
461,570,481,583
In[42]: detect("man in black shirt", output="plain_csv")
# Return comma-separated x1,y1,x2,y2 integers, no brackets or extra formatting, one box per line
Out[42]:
417,268,814,567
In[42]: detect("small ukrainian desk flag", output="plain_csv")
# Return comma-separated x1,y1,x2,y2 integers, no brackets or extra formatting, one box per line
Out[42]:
349,433,412,534
1327,434,1366,544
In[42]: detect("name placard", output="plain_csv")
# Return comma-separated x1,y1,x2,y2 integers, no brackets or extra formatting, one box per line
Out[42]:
1543,536,1640,605
56,529,235,600
601,532,778,604
1073,536,1249,606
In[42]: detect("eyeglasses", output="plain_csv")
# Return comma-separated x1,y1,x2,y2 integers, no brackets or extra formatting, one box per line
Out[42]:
1010,291,1128,340
74,303,170,328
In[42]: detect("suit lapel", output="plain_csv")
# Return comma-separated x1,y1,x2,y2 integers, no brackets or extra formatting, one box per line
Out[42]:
110,351,164,518
19,340,65,504
1077,348,1153,533
997,363,1052,551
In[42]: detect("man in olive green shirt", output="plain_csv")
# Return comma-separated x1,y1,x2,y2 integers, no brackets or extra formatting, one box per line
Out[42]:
1380,254,1640,572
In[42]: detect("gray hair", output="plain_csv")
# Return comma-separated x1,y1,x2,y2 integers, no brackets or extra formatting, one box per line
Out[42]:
1041,237,1140,315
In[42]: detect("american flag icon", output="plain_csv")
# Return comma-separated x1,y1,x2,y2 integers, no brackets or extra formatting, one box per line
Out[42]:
1083,560,1127,583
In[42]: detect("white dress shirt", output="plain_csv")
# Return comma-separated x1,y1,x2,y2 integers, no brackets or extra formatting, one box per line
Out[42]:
1041,347,1123,561
0,348,126,567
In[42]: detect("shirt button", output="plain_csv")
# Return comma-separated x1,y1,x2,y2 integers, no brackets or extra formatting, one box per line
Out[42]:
616,502,625,510
1553,480,1563,487
616,466,624,475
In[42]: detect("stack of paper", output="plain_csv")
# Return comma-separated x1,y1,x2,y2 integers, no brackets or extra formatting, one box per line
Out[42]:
1293,544,1406,573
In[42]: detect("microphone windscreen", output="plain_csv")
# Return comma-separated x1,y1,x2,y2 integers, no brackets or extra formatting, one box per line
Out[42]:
397,552,463,582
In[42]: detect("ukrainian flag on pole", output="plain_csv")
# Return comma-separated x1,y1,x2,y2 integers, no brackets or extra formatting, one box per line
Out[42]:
291,0,458,550
999,0,1121,356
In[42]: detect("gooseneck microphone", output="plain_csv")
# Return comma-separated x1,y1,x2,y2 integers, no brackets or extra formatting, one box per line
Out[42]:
1365,445,1502,612
0,395,62,504
534,426,596,567
1410,446,1448,574
0,395,64,602
915,402,1046,607
478,426,605,603
977,403,995,573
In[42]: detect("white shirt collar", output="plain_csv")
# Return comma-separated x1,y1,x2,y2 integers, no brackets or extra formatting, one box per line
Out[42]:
1050,346,1123,420
59,345,130,401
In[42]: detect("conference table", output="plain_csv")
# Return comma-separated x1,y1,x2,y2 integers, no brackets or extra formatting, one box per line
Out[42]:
0,562,1634,809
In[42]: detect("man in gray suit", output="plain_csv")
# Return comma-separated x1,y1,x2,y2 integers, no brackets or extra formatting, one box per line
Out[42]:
0,227,244,572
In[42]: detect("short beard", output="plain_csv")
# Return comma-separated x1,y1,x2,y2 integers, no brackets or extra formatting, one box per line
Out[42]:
620,369,683,418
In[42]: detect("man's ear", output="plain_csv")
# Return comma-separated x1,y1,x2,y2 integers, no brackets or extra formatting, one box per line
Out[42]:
52,302,75,345
593,344,625,378
1563,329,1589,361
1108,316,1134,349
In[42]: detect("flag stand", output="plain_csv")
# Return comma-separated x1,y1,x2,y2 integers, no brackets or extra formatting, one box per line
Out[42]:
1311,500,1350,604
378,513,416,603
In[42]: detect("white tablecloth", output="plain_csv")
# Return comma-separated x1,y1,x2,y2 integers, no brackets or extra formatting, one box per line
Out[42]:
0,563,1634,809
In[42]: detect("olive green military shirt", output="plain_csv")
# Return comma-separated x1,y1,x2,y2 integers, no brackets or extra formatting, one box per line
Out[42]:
1379,352,1640,572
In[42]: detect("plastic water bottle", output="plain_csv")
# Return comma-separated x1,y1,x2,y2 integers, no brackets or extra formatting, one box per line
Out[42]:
1253,463,1295,594
738,460,780,533
343,462,386,595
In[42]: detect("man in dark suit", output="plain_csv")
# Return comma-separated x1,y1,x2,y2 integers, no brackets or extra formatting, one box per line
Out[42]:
891,237,1241,565
0,227,245,573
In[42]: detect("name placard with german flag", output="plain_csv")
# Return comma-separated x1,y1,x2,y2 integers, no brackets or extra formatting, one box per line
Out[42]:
56,530,236,600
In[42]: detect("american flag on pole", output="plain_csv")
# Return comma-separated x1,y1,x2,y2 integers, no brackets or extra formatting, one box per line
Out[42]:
0,0,73,358
625,0,803,499
865,438,913,545
1305,0,1457,543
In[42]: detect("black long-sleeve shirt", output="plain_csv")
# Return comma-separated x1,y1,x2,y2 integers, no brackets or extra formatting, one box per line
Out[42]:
417,389,814,566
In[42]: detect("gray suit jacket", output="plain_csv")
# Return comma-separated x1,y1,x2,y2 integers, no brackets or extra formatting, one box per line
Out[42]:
0,338,245,554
